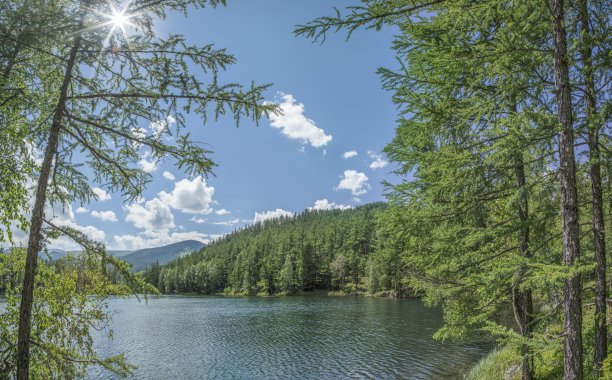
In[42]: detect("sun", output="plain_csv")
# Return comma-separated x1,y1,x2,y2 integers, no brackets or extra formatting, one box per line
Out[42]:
101,3,136,50
110,9,129,28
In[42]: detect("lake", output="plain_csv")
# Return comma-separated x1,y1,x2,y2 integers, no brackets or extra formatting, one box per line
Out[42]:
87,296,492,379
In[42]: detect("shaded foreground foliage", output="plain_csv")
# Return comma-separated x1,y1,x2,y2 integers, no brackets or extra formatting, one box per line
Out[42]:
1,0,274,377
296,0,611,378
0,247,156,378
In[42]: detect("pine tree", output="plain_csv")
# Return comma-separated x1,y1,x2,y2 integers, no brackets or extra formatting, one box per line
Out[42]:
280,254,295,295
1,0,275,377
296,0,611,378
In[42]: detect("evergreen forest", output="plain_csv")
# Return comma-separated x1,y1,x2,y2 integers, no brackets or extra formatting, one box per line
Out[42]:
142,203,404,296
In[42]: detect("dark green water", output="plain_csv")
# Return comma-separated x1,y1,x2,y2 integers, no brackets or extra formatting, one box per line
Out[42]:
88,296,491,379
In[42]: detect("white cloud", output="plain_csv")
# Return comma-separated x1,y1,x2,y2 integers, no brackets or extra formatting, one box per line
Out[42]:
336,170,370,196
25,141,43,166
125,198,175,232
150,120,167,139
308,199,352,211
92,187,111,201
44,202,106,249
130,127,147,149
343,150,357,159
210,218,249,226
265,93,332,148
253,209,294,224
6,181,106,251
189,216,246,226
368,150,388,170
138,151,158,173
159,177,214,214
163,171,176,181
149,115,176,138
215,209,229,215
131,127,146,140
76,207,88,214
47,202,75,225
72,225,106,241
91,210,118,222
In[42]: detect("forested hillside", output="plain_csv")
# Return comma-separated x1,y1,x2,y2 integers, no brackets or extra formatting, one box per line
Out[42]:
142,203,405,295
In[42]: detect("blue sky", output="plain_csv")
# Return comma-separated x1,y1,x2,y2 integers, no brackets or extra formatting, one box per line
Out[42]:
43,1,401,251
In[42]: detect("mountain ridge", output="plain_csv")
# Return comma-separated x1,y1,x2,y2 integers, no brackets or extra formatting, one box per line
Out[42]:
39,240,206,271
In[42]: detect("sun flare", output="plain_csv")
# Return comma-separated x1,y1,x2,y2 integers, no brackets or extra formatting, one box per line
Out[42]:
110,10,129,28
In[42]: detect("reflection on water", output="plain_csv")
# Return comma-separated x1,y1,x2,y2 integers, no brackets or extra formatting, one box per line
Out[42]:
88,296,492,379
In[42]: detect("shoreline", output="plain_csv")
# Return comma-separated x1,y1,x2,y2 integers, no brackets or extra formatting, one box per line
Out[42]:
155,288,422,299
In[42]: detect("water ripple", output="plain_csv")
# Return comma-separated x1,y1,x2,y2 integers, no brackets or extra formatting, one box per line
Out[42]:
86,296,492,379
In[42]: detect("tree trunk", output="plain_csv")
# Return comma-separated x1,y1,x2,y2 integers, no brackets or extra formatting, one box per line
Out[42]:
16,36,81,380
513,151,534,380
550,0,583,378
578,0,607,373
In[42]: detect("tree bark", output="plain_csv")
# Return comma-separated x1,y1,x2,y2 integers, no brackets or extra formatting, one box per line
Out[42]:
579,0,607,372
513,151,534,380
550,0,583,378
16,35,81,379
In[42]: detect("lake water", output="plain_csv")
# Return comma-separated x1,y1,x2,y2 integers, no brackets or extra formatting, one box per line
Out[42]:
87,296,492,379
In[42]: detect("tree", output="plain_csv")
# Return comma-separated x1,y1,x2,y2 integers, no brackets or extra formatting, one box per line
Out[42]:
577,0,610,371
300,242,316,291
330,254,347,291
280,254,295,295
549,1,583,376
0,1,39,246
365,258,379,294
296,0,611,378
1,0,275,377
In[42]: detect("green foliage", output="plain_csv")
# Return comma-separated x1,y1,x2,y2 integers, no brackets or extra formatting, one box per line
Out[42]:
0,127,30,244
464,345,522,380
1,0,278,376
144,203,396,296
298,0,611,377
0,248,141,378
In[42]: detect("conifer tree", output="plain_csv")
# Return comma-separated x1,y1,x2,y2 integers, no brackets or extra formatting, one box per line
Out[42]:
296,0,611,378
576,0,610,371
1,0,275,377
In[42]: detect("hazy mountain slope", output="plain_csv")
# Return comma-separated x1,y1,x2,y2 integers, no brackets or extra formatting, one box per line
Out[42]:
36,241,205,271
121,240,206,272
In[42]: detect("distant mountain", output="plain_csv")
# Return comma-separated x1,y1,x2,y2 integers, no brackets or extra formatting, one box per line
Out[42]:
45,249,69,261
109,250,132,258
36,248,132,261
120,240,206,272
35,240,206,272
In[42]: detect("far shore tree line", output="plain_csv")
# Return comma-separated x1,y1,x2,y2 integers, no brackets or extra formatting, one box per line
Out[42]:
141,203,406,296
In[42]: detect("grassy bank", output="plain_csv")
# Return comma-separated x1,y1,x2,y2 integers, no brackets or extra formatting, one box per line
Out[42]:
464,345,521,380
